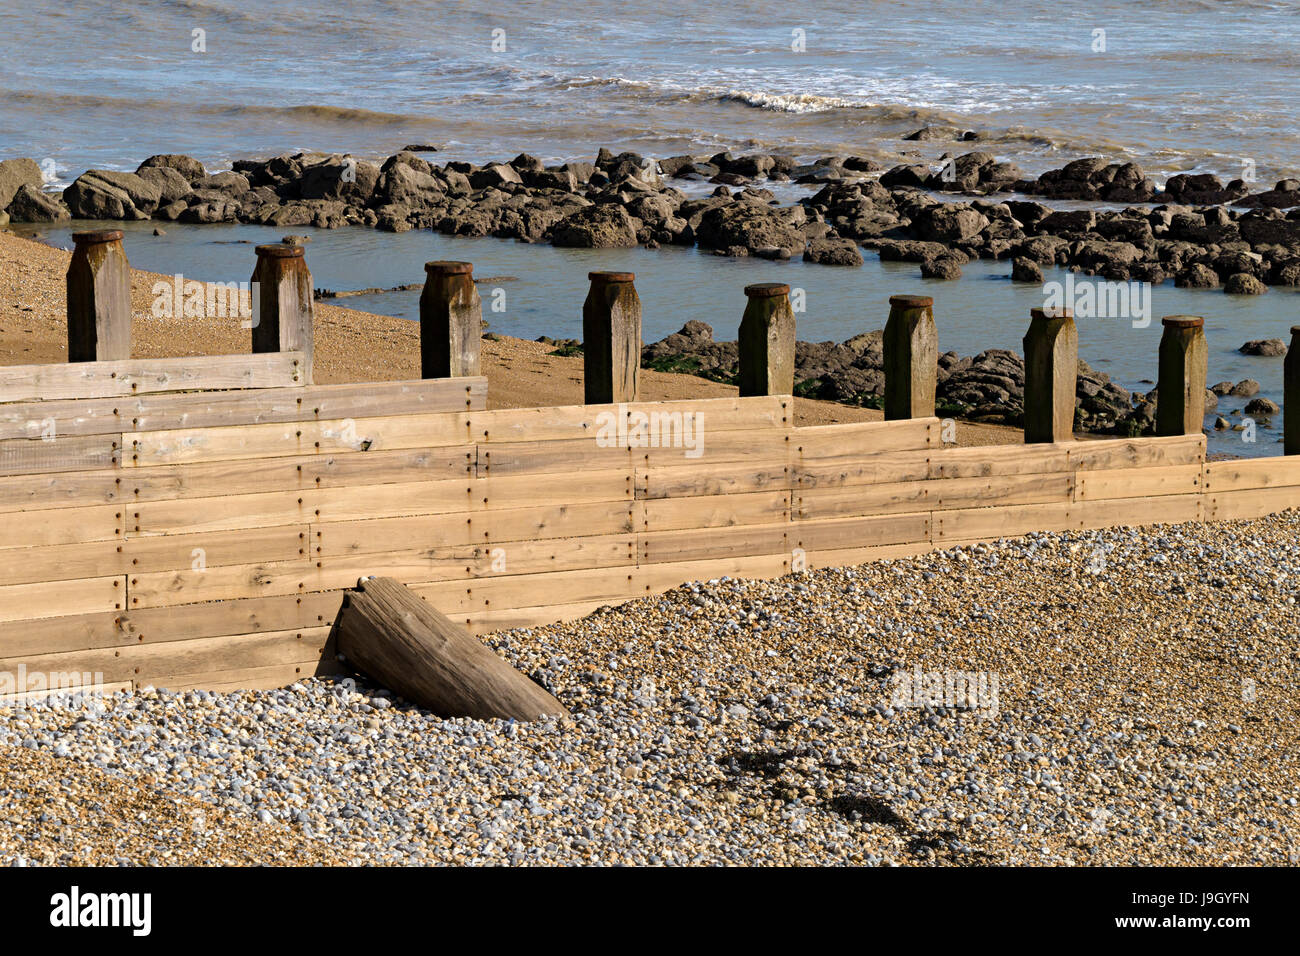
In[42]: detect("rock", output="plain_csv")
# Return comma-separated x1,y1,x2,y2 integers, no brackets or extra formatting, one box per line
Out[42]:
1175,263,1219,289
1224,273,1267,295
803,237,863,266
1245,397,1280,415
904,125,965,141
137,153,207,181
693,202,804,256
373,159,446,210
62,169,160,219
1229,379,1260,397
191,171,250,195
1210,381,1234,396
300,156,379,202
0,158,44,211
1214,416,1229,430
879,164,932,188
469,163,524,190
920,256,963,280
911,204,989,242
5,183,69,222
1037,209,1095,235
549,203,638,248
1011,257,1043,283
136,166,193,204
402,144,440,152
1239,339,1286,357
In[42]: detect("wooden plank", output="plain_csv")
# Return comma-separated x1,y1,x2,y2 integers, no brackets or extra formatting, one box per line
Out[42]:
1203,457,1300,493
0,574,125,624
124,412,470,466
637,490,790,532
633,430,790,468
794,418,937,459
1075,464,1202,501
470,500,636,544
466,600,614,636
127,490,313,535
1206,486,1300,521
3,503,123,549
1076,495,1202,529
795,473,1071,520
128,558,319,609
790,512,930,552
1,681,132,706
163,657,345,692
638,458,790,499
639,554,789,593
301,446,475,486
477,438,628,477
127,377,486,432
477,470,631,508
0,351,306,403
313,513,475,557
0,610,127,659
0,627,333,686
638,522,788,564
794,449,930,489
934,502,1078,542
0,434,119,476
928,443,1070,479
118,592,343,644
0,469,128,513
416,564,643,615
803,540,936,569
1068,435,1204,471
0,540,126,586
468,396,787,444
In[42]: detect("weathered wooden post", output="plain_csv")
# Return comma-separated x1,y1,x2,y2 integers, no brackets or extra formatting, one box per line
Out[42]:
1287,325,1300,455
583,271,640,404
883,294,937,419
738,283,796,396
252,243,315,383
67,229,131,362
420,261,482,378
1156,315,1208,437
1022,307,1078,443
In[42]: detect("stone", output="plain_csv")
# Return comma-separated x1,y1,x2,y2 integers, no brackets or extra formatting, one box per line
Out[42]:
1224,273,1267,295
550,204,638,248
136,153,207,181
5,184,69,222
0,158,44,211
1239,339,1286,357
1011,257,1043,283
802,237,863,265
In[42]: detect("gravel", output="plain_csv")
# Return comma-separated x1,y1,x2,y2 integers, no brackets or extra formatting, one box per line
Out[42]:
2,513,1298,865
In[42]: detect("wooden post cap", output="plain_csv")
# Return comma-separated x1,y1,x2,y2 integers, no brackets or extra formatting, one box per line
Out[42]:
889,294,933,309
71,230,124,245
1161,315,1203,329
255,243,305,259
1290,325,1300,335
744,282,790,298
425,261,473,275
588,271,635,284
1031,307,1073,320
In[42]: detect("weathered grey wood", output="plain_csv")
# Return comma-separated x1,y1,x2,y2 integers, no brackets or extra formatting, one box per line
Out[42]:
0,352,306,403
67,230,131,362
738,283,795,397
1156,315,1207,437
420,261,482,378
335,576,570,720
1286,325,1300,455
883,294,937,420
1022,307,1078,443
583,271,640,405
0,434,119,477
252,244,315,384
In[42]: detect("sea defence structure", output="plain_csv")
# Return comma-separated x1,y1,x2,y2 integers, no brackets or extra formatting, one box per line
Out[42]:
2,239,1299,697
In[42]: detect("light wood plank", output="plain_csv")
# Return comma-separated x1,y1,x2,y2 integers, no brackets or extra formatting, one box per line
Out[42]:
0,434,119,476
790,512,931,552
637,490,790,532
638,522,788,564
1203,457,1300,493
1206,486,1300,521
0,352,306,403
1075,464,1202,501
0,574,125,624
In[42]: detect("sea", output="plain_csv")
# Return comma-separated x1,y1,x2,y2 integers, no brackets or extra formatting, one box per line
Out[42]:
2,0,1298,455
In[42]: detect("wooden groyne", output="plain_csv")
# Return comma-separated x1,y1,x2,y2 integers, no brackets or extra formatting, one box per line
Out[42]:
1,234,1298,697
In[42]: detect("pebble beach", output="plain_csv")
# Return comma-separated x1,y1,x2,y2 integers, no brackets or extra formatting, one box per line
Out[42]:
2,514,1296,866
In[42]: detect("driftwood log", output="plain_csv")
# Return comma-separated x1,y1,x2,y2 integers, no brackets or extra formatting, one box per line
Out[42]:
335,577,570,721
